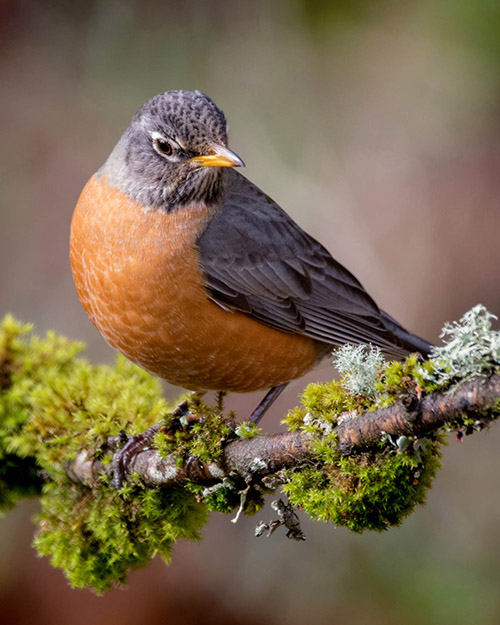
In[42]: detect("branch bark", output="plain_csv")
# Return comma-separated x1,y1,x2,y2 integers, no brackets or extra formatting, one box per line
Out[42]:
69,374,500,488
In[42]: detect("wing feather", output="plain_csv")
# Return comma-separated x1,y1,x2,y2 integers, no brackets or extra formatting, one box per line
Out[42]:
197,170,425,356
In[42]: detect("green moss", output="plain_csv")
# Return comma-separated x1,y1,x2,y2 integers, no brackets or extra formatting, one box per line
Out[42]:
283,435,443,532
283,379,364,432
154,400,267,517
302,379,363,416
235,421,261,439
187,479,267,516
190,480,239,514
0,316,84,513
35,478,206,593
154,395,233,465
282,353,447,532
412,359,443,394
0,316,210,590
2,312,500,589
285,355,442,436
0,315,269,589
15,356,169,470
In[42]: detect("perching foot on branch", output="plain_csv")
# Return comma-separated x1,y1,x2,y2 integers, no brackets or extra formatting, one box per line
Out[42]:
110,397,193,488
111,424,163,489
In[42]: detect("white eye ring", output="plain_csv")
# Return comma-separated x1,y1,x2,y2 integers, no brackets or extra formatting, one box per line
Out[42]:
152,132,176,158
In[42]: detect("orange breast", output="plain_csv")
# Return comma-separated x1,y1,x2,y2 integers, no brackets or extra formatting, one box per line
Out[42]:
70,175,322,392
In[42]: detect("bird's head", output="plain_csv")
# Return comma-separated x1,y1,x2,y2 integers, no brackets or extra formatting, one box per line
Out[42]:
101,90,244,210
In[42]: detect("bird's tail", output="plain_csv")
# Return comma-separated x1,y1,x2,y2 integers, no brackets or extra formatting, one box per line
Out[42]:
379,309,433,359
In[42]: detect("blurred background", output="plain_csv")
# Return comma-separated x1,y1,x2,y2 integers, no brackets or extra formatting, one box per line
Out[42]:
1,0,500,623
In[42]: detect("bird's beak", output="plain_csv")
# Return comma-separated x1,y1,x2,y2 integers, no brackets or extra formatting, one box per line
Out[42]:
190,145,245,168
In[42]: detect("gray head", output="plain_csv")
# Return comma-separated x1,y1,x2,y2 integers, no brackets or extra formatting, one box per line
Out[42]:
101,90,244,210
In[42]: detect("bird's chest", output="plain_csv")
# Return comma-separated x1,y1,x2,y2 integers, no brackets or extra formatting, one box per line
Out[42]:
70,175,214,373
71,175,321,393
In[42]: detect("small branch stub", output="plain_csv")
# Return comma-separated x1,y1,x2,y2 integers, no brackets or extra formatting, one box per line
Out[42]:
256,499,306,541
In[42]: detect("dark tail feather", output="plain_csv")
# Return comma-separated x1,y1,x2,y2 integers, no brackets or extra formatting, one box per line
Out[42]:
380,309,433,358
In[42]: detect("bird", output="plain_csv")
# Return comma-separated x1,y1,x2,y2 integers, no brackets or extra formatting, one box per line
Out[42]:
70,89,432,431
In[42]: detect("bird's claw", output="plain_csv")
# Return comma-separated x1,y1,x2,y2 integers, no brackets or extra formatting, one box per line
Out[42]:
111,426,160,489
110,397,199,488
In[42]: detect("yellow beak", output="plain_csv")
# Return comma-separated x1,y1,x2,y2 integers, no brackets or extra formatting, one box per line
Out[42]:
190,145,245,168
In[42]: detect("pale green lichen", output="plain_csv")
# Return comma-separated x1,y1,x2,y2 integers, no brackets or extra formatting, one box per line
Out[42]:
430,304,500,384
332,344,385,398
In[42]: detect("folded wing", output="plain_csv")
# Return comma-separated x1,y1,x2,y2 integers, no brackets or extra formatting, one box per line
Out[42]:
197,171,429,358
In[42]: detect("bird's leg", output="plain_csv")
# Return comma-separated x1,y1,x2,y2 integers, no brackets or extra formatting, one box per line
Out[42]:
168,391,206,420
110,391,205,489
249,383,288,424
215,390,228,414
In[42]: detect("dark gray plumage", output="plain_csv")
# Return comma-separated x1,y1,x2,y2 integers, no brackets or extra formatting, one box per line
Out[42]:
102,90,231,210
198,170,432,358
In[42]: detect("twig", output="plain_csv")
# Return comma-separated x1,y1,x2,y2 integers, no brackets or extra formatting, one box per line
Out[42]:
256,499,306,540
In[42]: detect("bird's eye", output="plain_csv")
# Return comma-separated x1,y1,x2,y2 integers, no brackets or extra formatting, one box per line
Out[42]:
153,136,174,157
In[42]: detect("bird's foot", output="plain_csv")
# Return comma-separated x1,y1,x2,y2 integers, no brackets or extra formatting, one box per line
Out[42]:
110,396,199,489
110,424,162,489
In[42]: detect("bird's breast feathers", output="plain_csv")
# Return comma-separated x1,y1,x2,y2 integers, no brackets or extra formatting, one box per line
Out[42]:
70,174,321,391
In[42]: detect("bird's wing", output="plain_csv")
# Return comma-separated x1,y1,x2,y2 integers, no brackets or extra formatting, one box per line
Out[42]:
196,171,409,355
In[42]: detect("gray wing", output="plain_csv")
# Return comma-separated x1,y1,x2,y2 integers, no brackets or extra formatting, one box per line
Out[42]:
197,171,424,356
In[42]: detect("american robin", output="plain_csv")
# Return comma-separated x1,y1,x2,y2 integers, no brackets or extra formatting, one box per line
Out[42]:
70,90,432,428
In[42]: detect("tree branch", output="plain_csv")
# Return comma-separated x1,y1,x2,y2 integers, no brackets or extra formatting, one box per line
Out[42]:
68,373,500,488
3,310,499,591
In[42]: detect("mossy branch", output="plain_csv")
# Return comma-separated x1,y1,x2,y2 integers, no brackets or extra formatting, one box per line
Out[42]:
68,372,500,489
0,304,499,593
335,372,500,451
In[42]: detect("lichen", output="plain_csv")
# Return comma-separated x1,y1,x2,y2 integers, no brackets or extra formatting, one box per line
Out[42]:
430,304,500,384
332,344,385,398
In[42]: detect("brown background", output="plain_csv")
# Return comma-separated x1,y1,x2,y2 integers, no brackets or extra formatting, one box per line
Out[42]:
1,1,500,623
